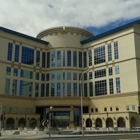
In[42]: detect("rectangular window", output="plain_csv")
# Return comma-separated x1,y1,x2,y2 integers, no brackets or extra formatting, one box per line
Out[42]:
89,72,92,80
63,72,65,80
95,69,106,78
12,79,17,95
36,73,39,80
84,73,87,81
79,52,82,68
57,72,61,80
67,50,71,66
89,82,93,96
57,83,61,96
116,107,119,111
88,50,92,66
20,69,33,79
91,108,94,112
115,66,120,74
84,83,87,97
14,44,19,62
19,80,33,97
51,73,55,80
73,83,77,96
35,83,39,97
51,83,55,96
73,73,77,80
41,74,45,81
108,43,112,61
46,83,49,97
114,41,119,60
63,50,65,66
94,46,105,65
67,83,71,96
95,108,98,112
83,51,87,67
132,105,135,110
57,50,61,67
63,83,65,97
95,80,107,96
5,78,10,94
110,107,112,111
47,52,50,68
104,108,107,111
126,106,130,110
14,68,18,76
46,73,49,81
109,67,113,76
51,51,55,67
109,79,114,94
42,52,46,68
36,50,40,67
67,72,71,80
6,67,11,75
15,108,18,113
73,51,77,67
7,43,13,61
21,46,34,65
116,77,121,93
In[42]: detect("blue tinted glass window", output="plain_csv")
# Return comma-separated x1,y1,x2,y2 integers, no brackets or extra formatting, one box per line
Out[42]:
57,72,61,80
36,73,39,80
67,50,71,66
95,69,106,78
46,83,49,97
41,74,45,81
51,83,55,96
89,82,93,96
21,46,34,65
19,80,33,97
116,77,121,93
7,43,13,61
73,51,77,67
67,83,71,96
14,44,19,62
51,73,55,80
42,52,46,68
57,83,61,96
41,84,45,97
114,41,119,60
20,69,33,79
57,50,61,67
14,68,18,76
35,83,39,97
47,52,50,68
12,79,17,95
84,83,87,97
63,83,65,97
6,67,11,75
79,52,82,68
63,72,65,80
115,66,119,74
73,73,77,80
63,50,65,66
51,51,55,67
67,72,71,80
73,83,77,96
36,50,40,67
88,50,92,66
108,43,112,61
84,51,87,67
5,78,10,94
94,46,106,65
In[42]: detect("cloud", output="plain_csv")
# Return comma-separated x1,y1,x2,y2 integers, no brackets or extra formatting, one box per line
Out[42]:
0,0,140,37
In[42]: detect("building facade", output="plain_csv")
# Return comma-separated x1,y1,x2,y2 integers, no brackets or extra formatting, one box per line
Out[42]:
0,20,140,129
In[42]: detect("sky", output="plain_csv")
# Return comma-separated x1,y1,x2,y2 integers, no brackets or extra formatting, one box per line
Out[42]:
0,0,140,37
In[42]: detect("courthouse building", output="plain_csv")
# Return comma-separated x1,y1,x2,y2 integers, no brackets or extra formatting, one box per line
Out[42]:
0,19,140,129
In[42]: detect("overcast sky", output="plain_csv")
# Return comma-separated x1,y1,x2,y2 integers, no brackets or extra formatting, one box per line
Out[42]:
0,0,140,37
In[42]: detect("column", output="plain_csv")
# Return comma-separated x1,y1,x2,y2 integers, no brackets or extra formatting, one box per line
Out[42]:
70,106,74,122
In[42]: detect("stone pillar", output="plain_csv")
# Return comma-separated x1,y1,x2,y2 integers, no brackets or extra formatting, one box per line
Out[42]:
125,118,130,129
102,118,106,129
70,106,74,122
26,119,29,128
15,119,18,129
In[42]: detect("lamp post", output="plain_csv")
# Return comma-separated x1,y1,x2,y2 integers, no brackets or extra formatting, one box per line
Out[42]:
80,68,92,137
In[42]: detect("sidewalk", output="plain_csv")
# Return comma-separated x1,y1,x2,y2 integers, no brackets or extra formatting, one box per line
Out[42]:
0,133,140,139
